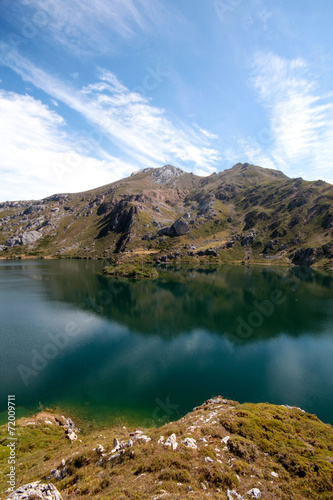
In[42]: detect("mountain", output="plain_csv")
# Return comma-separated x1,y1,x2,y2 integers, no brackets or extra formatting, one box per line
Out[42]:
0,163,332,267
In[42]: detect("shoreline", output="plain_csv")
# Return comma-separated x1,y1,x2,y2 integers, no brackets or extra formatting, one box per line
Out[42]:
0,253,332,271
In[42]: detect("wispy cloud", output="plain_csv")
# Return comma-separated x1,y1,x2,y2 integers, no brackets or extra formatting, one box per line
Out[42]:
0,90,134,201
247,52,333,182
18,0,165,56
0,46,220,179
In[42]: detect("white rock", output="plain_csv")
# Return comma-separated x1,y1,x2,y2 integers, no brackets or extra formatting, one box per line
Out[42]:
270,471,279,478
130,430,143,437
185,425,197,433
6,482,63,499
204,456,214,463
182,437,197,449
137,435,151,443
127,439,133,447
158,436,165,444
227,490,243,500
164,433,178,450
247,488,261,499
96,444,104,455
113,438,120,449
221,435,230,444
66,430,77,442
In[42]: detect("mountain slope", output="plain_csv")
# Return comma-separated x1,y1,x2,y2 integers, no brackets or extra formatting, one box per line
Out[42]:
0,163,332,267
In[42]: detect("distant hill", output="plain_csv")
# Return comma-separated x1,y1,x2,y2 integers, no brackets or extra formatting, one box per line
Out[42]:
1,163,332,267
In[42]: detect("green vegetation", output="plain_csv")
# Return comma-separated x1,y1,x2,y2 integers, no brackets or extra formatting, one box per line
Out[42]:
103,263,158,279
1,398,332,499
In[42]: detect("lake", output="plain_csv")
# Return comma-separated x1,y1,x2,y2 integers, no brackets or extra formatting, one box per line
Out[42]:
0,259,333,426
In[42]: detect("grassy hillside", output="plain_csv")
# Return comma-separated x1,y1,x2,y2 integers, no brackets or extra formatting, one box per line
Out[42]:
0,163,332,268
1,397,333,499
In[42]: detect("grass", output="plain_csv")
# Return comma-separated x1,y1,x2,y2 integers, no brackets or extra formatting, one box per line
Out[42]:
1,398,332,499
103,263,158,279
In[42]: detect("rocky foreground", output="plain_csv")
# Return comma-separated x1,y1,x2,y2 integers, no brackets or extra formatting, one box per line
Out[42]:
1,397,333,500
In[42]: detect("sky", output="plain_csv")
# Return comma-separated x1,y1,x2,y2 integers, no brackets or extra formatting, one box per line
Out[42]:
0,0,333,201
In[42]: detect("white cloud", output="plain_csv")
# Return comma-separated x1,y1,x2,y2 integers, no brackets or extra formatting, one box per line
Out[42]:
247,52,333,183
0,47,220,184
0,90,134,201
19,0,164,56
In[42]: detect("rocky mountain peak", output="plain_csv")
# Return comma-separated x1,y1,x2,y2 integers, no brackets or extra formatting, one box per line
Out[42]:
149,165,185,184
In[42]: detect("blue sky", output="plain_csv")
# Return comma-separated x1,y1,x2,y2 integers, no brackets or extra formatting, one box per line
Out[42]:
0,0,333,201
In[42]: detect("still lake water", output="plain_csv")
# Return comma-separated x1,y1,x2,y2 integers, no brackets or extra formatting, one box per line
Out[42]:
0,259,333,426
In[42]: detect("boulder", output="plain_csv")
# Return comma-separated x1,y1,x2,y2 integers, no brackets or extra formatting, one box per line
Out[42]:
247,488,261,499
182,437,197,449
227,490,243,500
157,218,190,238
171,218,190,236
157,226,174,237
6,482,63,499
164,433,178,450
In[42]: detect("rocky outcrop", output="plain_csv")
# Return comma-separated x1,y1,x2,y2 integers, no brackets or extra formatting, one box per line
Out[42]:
243,211,268,231
291,248,317,267
241,229,257,247
215,183,239,201
97,201,137,241
322,213,333,229
4,397,333,500
5,231,43,247
196,248,218,257
6,482,63,500
149,165,184,185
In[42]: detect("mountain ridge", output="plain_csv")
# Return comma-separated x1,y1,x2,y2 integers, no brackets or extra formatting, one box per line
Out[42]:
0,163,332,268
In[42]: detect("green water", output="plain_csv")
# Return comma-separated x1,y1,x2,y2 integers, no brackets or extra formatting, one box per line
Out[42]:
0,260,332,426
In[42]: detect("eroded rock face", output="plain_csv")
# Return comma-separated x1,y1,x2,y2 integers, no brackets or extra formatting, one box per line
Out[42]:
97,201,137,240
322,213,333,229
291,248,317,267
5,231,43,247
6,481,63,500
